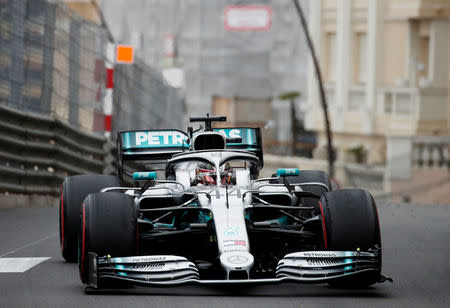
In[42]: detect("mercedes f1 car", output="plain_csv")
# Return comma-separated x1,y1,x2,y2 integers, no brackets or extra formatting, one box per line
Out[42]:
59,115,391,289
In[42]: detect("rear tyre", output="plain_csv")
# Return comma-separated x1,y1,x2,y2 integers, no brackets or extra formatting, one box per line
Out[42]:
275,170,331,208
283,169,330,190
79,192,137,284
319,189,382,287
59,175,120,262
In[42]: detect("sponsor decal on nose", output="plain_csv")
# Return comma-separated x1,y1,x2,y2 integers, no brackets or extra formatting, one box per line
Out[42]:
227,255,248,264
224,240,246,247
224,226,239,236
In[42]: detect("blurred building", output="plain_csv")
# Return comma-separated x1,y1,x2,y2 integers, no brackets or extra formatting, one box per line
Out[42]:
306,0,450,164
61,0,102,25
101,0,310,154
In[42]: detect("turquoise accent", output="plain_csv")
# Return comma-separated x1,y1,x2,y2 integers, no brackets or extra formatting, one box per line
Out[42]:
124,132,131,148
198,209,211,222
178,209,211,229
267,215,290,226
277,168,300,176
154,216,176,228
115,265,126,270
117,272,128,276
133,172,157,181
213,128,257,145
245,209,291,226
344,258,353,270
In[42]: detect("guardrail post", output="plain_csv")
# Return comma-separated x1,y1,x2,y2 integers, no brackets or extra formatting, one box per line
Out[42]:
9,0,26,110
42,2,56,114
68,19,81,127
104,42,115,138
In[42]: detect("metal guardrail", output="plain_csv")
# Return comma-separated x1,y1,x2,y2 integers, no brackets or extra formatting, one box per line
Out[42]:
0,104,114,195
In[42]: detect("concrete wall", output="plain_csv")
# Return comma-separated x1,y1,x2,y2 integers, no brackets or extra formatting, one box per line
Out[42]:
390,168,450,205
385,134,450,204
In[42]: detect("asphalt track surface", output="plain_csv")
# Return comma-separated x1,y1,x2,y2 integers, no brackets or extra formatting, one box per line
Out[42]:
0,202,449,308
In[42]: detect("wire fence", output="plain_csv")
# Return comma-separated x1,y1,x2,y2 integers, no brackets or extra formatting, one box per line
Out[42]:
0,0,107,132
113,57,186,135
0,0,185,136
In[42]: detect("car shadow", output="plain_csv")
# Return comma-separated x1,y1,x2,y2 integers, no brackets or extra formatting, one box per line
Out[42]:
84,283,392,298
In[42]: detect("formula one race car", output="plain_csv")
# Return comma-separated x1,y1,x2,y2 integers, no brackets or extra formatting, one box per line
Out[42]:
59,115,391,289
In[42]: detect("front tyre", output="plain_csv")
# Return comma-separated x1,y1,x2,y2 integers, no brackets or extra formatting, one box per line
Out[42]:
319,189,382,287
59,175,120,262
79,192,137,284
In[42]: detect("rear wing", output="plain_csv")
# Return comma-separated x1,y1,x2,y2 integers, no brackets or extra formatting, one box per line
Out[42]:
116,127,263,181
214,127,263,165
117,130,189,181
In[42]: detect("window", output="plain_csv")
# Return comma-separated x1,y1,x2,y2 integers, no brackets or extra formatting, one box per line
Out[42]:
395,94,411,115
418,34,429,82
409,20,430,86
326,33,337,83
384,93,393,114
357,33,367,84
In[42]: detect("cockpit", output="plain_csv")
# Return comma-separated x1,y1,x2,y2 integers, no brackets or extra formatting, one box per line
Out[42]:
166,151,260,188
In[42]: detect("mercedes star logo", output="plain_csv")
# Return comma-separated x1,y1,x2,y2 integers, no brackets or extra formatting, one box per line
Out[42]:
227,255,248,264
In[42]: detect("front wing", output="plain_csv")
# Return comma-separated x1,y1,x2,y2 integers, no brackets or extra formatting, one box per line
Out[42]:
85,250,391,289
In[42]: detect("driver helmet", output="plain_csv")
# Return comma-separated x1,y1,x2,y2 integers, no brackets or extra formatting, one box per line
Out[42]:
220,162,233,185
195,162,216,185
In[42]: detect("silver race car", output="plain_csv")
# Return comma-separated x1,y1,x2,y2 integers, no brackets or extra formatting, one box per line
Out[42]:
59,115,391,289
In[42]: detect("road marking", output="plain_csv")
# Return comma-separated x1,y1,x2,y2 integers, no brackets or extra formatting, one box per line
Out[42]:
0,257,50,273
0,233,57,258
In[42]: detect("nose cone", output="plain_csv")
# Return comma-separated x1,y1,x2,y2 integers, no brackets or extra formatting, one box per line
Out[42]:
220,251,254,274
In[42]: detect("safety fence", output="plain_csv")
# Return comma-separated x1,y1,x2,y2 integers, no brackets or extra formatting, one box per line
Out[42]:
0,0,109,133
112,57,186,135
0,0,185,136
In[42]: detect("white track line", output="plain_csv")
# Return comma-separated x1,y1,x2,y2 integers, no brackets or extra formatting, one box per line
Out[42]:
0,257,51,273
0,233,57,258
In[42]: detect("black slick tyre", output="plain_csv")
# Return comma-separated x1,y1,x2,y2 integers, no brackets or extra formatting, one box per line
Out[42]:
319,189,382,287
79,192,137,284
283,170,330,190
59,175,120,262
277,170,331,208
